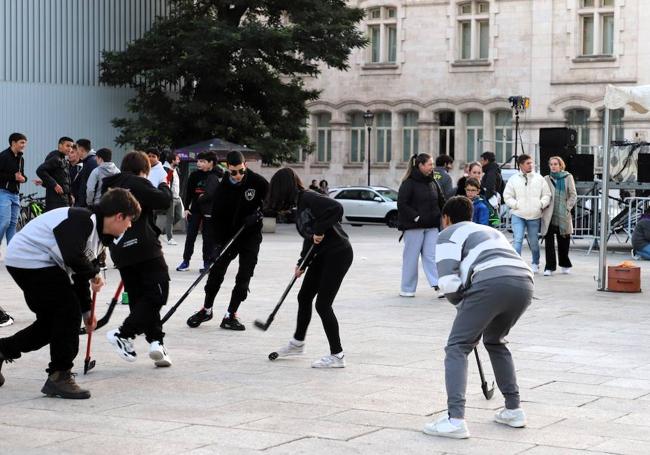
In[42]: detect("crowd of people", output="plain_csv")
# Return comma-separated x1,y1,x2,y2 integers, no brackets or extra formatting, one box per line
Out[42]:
0,130,645,440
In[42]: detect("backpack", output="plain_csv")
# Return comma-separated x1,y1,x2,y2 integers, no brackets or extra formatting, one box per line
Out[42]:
481,196,501,228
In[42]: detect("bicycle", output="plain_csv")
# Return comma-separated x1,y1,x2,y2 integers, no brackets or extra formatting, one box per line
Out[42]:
16,193,45,231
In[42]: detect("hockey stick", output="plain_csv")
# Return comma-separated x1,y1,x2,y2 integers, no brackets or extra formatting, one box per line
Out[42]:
79,281,124,335
161,224,246,324
474,347,495,400
254,245,316,331
83,292,97,374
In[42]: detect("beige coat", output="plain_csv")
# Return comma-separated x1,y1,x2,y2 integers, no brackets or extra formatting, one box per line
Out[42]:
541,173,577,236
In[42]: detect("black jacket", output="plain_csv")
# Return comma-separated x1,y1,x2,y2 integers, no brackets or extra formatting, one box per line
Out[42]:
36,150,71,210
75,152,98,207
196,168,224,216
481,161,503,201
183,170,210,212
102,173,172,268
211,170,268,245
295,190,350,264
397,168,442,230
0,147,26,194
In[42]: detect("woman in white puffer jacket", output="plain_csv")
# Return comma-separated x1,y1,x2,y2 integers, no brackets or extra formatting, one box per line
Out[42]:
503,154,552,272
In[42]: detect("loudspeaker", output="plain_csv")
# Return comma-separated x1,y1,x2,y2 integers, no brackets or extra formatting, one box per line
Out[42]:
569,154,594,182
540,146,576,176
639,154,650,183
539,128,578,148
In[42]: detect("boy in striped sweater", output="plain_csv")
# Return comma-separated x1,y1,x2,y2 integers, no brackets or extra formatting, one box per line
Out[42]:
424,196,534,439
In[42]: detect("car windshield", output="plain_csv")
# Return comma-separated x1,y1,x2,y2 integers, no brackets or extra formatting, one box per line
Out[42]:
377,189,398,201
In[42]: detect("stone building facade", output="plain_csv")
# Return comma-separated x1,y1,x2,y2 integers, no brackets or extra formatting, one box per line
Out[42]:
259,0,648,189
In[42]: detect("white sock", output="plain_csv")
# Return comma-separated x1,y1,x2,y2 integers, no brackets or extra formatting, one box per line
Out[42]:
333,352,344,359
290,338,304,346
449,417,465,427
224,312,230,318
203,308,212,315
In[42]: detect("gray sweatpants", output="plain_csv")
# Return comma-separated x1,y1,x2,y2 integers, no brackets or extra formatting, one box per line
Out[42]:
401,227,439,293
444,275,533,418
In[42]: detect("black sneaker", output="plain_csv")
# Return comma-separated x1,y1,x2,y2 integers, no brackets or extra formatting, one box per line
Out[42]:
220,314,246,331
0,311,14,327
186,308,213,328
199,261,211,274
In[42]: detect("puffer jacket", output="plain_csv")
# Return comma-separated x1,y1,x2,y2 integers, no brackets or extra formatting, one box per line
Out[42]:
397,168,442,230
503,171,551,220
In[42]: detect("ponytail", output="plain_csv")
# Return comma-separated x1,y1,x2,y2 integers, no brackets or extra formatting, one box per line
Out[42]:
402,153,432,181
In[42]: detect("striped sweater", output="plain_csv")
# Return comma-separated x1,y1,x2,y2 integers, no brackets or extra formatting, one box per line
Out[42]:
436,221,533,304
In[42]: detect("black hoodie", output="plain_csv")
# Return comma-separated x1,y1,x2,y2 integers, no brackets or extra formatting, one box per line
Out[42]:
481,161,504,201
211,169,268,244
397,168,442,230
101,173,172,268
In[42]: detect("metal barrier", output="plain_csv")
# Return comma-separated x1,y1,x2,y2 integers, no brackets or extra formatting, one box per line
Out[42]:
626,197,650,239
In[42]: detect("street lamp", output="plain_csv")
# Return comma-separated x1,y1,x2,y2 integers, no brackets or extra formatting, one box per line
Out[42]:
363,110,374,186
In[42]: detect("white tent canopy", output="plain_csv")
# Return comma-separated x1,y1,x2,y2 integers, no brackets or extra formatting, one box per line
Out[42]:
604,84,650,114
597,84,650,289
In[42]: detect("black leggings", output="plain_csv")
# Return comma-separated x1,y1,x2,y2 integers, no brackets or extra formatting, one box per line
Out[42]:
294,243,353,354
544,224,572,271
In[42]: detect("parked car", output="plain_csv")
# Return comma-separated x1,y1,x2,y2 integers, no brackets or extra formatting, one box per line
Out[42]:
328,186,399,227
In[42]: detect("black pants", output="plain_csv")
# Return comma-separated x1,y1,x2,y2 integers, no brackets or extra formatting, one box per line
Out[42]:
182,213,215,263
0,266,82,373
294,242,353,355
118,258,169,343
204,235,261,314
544,224,572,271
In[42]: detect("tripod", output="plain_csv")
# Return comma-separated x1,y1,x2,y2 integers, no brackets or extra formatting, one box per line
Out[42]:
501,108,525,170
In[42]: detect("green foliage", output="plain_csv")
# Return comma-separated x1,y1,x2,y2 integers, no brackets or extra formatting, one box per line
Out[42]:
100,0,366,163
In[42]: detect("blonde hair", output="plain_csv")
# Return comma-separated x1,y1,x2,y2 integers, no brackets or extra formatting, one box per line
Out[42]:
548,156,566,170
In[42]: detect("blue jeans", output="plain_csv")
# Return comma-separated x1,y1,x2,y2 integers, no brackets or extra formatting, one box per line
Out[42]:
511,214,541,265
0,189,20,245
637,244,650,260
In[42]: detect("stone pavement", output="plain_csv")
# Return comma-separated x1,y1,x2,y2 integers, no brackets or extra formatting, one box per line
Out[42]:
1,225,650,454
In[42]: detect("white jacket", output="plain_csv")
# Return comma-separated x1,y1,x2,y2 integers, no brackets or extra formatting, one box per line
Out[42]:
503,171,552,220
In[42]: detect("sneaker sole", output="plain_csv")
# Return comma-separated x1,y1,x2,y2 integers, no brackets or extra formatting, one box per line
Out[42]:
149,351,172,368
423,427,469,439
220,324,246,331
494,417,526,428
0,318,14,327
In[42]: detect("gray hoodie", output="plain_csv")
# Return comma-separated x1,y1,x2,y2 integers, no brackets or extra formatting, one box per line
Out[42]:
86,162,120,206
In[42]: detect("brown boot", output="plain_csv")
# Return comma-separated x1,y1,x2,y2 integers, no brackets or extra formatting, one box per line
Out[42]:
41,370,91,399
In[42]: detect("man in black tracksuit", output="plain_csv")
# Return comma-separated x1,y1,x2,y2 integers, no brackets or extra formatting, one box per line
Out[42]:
177,151,221,272
0,188,140,398
102,152,174,367
36,137,74,211
187,151,268,331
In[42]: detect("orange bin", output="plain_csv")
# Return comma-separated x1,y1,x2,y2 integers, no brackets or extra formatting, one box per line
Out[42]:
607,266,641,293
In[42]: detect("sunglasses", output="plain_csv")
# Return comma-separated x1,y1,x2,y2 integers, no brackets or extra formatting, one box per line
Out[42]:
230,169,246,176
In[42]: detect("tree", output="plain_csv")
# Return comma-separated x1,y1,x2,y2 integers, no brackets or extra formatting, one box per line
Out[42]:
100,0,366,163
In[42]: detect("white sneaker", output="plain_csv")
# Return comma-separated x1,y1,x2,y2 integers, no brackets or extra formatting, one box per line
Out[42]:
312,354,345,368
494,407,527,428
274,339,305,358
399,291,415,297
531,264,539,273
149,341,172,367
106,329,137,362
167,239,178,246
561,267,571,274
543,270,552,276
423,416,470,439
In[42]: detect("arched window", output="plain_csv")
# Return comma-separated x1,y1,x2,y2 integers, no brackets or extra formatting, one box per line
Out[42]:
466,111,484,162
566,109,590,152
367,6,397,64
348,112,366,163
375,112,392,163
315,113,332,163
402,111,419,161
438,111,455,158
494,110,513,163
